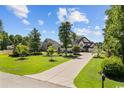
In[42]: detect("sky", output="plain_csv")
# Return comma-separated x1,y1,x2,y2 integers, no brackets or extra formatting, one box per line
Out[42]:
0,5,110,42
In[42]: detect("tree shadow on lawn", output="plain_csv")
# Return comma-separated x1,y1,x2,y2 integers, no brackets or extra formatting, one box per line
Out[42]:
106,75,124,82
93,56,104,59
49,59,57,62
16,57,28,61
63,55,79,59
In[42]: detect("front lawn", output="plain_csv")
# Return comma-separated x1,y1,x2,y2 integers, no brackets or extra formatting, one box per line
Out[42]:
0,54,71,75
74,57,124,88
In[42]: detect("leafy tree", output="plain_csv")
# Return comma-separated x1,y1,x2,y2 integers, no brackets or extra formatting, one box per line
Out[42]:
0,20,9,50
0,20,3,32
22,36,29,46
15,44,29,57
57,47,61,55
70,31,77,47
72,45,80,55
47,46,55,61
9,34,23,54
0,33,2,49
104,5,124,63
29,28,41,52
58,21,72,56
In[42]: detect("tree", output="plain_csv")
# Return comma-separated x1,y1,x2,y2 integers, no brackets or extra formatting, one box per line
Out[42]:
0,20,3,32
72,45,80,55
29,28,41,52
47,46,55,61
70,31,77,47
0,20,9,50
104,5,124,63
57,47,61,55
0,33,2,49
21,36,29,46
9,34,23,54
15,44,29,57
93,43,102,57
58,21,72,56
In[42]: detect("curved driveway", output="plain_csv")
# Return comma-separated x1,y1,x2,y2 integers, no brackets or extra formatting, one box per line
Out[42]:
26,53,93,88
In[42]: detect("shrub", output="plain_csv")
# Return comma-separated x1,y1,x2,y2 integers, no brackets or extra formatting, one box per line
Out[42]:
30,52,42,56
92,43,102,57
101,56,124,77
15,44,29,57
72,45,80,55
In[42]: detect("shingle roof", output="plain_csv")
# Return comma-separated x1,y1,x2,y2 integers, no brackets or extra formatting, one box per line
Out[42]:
74,36,94,48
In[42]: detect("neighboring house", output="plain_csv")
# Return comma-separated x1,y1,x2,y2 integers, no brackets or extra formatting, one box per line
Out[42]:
7,45,14,50
74,36,95,52
41,36,95,52
41,38,60,51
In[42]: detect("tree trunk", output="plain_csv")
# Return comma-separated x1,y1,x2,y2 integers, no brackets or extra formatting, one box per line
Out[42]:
65,48,67,56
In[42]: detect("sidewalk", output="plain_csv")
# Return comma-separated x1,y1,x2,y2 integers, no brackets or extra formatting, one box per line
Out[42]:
26,53,93,87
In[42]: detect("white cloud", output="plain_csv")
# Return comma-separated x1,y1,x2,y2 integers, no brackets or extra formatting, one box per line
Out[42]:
7,5,29,19
22,19,30,25
94,31,102,36
57,8,67,22
75,28,91,36
75,27,102,36
42,30,47,33
51,30,55,34
88,26,91,28
48,12,52,16
104,15,108,20
38,20,44,26
95,26,100,30
103,24,105,28
68,8,77,12
57,8,89,24
7,5,30,25
68,11,89,24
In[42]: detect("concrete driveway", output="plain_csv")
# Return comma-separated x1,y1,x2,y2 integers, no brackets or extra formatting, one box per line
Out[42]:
0,72,67,88
26,53,93,88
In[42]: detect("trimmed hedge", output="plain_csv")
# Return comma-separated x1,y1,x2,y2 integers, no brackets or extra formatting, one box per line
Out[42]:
102,56,124,77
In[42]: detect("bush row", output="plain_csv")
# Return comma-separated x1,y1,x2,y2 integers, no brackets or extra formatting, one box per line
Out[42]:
9,52,43,57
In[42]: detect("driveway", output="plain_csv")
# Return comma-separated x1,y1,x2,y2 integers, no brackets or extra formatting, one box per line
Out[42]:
26,53,93,88
0,72,67,88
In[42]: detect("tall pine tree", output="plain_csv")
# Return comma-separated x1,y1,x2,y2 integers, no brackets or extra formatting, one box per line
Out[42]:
58,21,72,56
29,28,41,52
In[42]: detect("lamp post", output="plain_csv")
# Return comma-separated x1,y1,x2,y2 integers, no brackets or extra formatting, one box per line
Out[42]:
99,71,106,88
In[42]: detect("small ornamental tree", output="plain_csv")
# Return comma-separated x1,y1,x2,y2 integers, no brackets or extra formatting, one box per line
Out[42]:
47,46,55,61
15,44,29,57
93,43,102,57
72,45,80,55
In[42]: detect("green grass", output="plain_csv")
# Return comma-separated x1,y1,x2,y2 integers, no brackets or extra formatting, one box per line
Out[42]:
0,54,71,75
74,57,124,88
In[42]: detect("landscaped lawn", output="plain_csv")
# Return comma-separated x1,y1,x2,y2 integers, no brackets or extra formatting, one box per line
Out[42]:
74,57,124,88
0,54,71,75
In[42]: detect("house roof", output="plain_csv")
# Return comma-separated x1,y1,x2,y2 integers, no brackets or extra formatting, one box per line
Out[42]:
74,36,90,44
74,36,95,48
